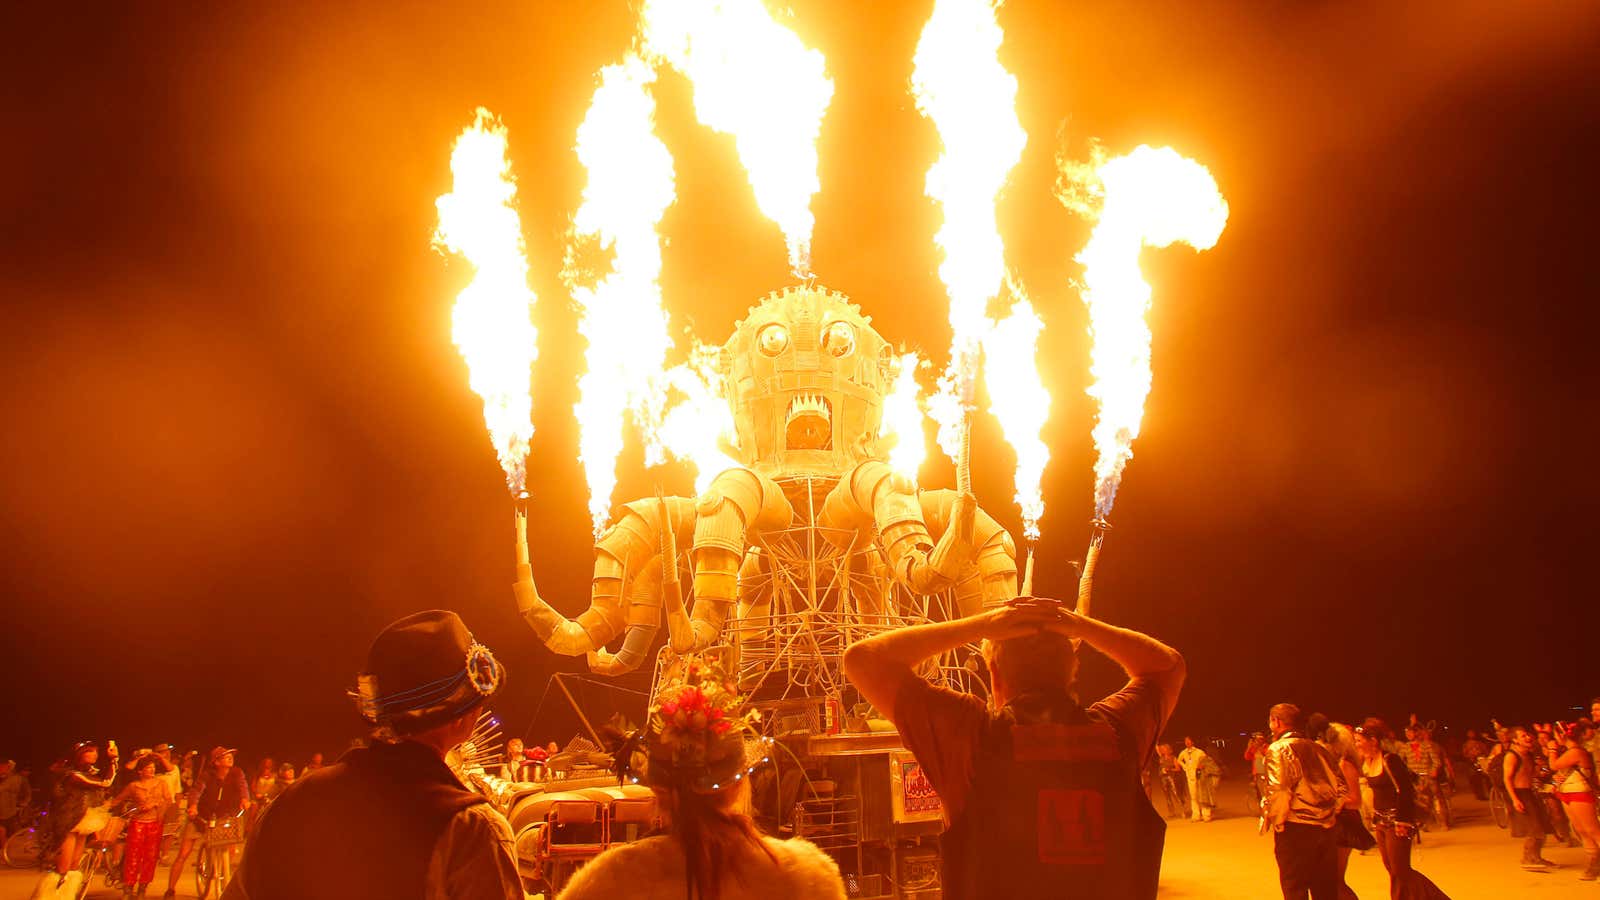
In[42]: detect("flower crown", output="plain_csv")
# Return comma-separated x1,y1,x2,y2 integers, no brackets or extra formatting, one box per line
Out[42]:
628,657,765,793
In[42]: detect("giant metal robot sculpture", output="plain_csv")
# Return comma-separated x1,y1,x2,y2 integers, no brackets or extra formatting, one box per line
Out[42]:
512,284,1018,710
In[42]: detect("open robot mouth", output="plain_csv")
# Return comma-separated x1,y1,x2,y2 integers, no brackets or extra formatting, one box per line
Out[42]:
784,393,833,450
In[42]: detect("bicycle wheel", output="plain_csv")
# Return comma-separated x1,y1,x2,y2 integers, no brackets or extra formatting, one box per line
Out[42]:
1243,784,1260,817
195,846,215,900
1490,788,1509,829
2,828,41,868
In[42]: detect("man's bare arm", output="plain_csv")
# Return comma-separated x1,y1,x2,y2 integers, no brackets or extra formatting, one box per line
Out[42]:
843,602,1067,721
1047,609,1185,681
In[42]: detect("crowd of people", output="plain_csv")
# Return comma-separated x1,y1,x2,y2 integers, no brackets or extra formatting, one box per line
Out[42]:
8,601,1597,900
1144,703,1600,897
2,742,328,899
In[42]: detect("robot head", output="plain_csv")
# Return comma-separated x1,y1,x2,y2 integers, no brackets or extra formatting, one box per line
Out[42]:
721,285,892,477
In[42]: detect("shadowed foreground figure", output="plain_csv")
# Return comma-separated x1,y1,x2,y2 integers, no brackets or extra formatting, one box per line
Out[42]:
224,610,522,900
844,596,1184,900
559,658,845,900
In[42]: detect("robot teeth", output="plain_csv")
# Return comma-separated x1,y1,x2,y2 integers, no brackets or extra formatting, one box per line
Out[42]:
785,393,831,422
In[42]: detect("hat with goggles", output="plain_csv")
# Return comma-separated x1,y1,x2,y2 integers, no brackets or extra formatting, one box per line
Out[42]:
350,610,504,737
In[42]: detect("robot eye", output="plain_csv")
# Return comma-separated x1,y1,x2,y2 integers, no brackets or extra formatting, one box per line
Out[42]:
822,321,856,358
756,324,790,357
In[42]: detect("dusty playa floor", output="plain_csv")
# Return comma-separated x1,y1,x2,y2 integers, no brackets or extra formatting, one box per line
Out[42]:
4,784,1592,899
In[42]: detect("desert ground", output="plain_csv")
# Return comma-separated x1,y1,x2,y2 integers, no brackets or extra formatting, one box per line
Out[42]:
4,780,1593,898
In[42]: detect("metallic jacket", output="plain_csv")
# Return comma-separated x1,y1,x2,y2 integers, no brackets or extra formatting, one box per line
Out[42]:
1264,731,1344,828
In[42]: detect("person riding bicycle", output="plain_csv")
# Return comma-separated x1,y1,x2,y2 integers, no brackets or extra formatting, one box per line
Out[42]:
1460,730,1491,800
163,747,250,899
1400,725,1448,829
0,759,31,850
1155,743,1187,819
52,743,118,870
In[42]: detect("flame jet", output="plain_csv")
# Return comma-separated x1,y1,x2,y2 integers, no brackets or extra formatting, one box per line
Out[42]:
880,352,928,482
435,110,538,496
639,0,834,276
1059,143,1228,615
568,56,678,536
914,0,1049,568
983,297,1050,539
1064,145,1229,519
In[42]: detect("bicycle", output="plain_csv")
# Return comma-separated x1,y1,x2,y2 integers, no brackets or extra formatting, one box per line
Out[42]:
194,811,247,899
1487,782,1510,829
75,824,125,900
1243,776,1263,817
2,806,48,868
1424,774,1452,830
1157,772,1187,819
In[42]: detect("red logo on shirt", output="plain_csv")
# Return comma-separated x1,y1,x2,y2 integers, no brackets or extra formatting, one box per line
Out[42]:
1012,724,1120,762
1036,789,1108,865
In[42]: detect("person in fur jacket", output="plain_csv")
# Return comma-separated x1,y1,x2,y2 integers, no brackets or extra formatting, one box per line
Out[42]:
558,660,846,900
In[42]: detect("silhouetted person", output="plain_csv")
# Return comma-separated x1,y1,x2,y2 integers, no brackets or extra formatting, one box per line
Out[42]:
845,597,1184,900
224,609,521,900
560,660,846,900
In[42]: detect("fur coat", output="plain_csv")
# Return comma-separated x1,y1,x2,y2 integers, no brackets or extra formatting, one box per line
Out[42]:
557,833,846,900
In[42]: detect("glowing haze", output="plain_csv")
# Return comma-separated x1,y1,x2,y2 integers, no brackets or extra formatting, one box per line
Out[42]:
1065,144,1229,519
569,57,678,535
640,0,834,276
434,109,538,496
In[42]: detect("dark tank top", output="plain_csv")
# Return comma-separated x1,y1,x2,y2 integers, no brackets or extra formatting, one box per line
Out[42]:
1362,753,1413,819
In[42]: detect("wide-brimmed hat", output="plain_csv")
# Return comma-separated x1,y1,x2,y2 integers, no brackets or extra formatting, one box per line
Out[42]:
209,747,238,764
351,609,504,736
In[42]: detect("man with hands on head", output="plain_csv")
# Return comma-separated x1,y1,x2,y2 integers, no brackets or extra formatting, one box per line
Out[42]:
843,596,1184,900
